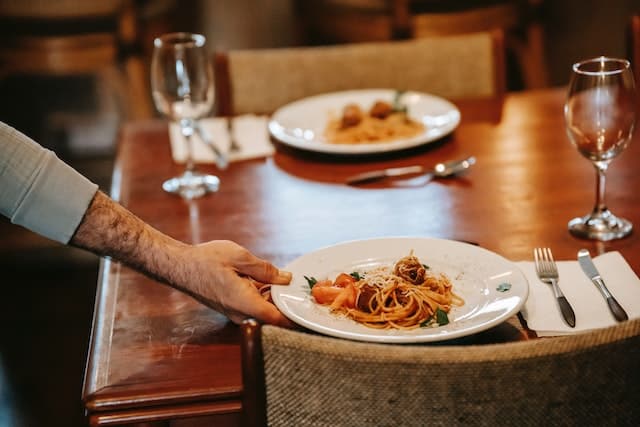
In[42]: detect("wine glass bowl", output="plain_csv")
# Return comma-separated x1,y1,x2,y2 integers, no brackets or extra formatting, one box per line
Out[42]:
151,32,219,199
564,57,637,240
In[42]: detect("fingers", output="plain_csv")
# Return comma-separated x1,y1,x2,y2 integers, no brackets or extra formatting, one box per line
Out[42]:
193,240,296,327
238,253,292,285
272,269,293,285
226,294,296,328
254,263,292,285
187,273,291,327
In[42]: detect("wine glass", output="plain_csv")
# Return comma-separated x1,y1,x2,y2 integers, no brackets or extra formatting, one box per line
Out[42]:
564,57,637,240
151,32,219,199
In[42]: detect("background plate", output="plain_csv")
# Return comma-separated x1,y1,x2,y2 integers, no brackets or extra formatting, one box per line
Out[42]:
268,89,461,154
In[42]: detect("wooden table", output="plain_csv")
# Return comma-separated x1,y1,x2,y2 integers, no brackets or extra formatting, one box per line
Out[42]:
82,87,640,426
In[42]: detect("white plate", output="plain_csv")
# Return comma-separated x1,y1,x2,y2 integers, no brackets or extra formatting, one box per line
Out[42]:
268,89,461,154
272,237,529,344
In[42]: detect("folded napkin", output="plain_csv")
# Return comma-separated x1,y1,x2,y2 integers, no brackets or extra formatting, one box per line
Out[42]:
517,251,640,336
169,115,274,164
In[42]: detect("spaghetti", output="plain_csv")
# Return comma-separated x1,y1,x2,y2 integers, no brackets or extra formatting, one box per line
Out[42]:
324,100,425,144
309,251,463,330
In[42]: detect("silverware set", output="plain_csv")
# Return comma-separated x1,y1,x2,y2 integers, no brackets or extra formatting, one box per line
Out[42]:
346,156,475,185
226,117,241,153
194,120,228,170
533,247,628,328
193,117,243,171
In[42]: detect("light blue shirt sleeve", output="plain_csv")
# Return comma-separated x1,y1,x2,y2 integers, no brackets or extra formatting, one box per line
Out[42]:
0,121,99,244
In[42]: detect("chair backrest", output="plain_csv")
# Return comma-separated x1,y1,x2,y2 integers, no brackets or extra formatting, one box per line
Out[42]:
0,0,125,19
214,30,505,116
294,0,548,90
630,15,640,87
0,0,129,76
241,317,640,427
0,0,154,119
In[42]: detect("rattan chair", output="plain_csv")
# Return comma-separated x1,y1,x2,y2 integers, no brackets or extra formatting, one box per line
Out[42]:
241,318,640,427
214,30,506,116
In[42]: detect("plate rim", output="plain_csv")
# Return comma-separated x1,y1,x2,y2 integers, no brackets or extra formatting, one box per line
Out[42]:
267,89,461,155
272,236,529,344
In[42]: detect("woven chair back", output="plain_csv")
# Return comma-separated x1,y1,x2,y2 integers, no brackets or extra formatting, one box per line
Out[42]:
215,30,505,116
242,318,640,426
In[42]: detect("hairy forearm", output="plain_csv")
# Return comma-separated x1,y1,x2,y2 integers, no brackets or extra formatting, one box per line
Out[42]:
69,191,188,287
68,191,293,326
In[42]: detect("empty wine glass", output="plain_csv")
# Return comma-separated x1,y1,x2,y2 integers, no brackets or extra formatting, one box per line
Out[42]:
564,57,637,240
151,32,219,199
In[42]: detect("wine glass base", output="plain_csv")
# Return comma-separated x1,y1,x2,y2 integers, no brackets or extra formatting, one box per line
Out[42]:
162,171,220,199
568,211,633,241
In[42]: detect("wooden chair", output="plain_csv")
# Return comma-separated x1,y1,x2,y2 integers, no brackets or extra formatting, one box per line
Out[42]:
241,317,640,426
294,0,548,90
629,14,640,87
214,30,506,116
0,0,153,120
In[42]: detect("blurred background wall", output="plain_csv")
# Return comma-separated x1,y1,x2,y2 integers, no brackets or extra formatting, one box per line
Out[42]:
543,0,640,86
194,0,640,87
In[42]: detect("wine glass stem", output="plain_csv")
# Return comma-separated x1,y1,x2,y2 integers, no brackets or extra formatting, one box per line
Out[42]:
181,119,196,174
592,164,608,215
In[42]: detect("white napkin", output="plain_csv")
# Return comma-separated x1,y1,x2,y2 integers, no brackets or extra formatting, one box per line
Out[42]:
517,251,640,336
169,115,274,164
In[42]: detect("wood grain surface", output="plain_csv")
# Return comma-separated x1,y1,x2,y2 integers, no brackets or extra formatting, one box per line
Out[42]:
83,87,640,425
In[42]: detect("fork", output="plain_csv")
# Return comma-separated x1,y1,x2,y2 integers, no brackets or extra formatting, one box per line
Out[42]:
227,117,241,153
533,248,576,328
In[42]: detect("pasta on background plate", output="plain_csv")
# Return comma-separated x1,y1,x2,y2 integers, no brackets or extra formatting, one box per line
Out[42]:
324,98,425,144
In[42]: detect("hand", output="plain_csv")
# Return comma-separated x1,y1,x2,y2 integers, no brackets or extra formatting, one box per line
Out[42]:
71,192,293,326
174,240,293,326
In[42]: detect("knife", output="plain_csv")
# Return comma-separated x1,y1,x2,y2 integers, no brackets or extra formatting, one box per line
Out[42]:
577,249,629,322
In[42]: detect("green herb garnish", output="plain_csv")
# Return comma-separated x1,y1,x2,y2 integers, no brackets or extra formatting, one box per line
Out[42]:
304,276,317,288
422,263,430,270
420,316,433,328
350,272,361,280
392,90,408,114
435,308,449,326
496,283,512,292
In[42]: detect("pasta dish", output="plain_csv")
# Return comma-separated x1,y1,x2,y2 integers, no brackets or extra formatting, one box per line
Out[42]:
308,251,463,329
324,98,425,144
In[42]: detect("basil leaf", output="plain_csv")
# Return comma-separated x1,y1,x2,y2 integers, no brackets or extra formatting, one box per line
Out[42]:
420,316,433,328
392,90,408,113
496,282,512,292
304,276,317,288
435,308,449,326
350,272,361,280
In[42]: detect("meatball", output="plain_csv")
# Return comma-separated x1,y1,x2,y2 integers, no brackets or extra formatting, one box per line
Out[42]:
394,254,426,285
356,284,378,312
341,103,364,128
369,100,393,119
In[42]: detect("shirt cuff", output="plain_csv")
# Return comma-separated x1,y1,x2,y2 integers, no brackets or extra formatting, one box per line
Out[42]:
11,151,99,244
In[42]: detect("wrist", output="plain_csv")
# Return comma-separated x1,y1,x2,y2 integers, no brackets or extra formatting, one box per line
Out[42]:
154,237,192,289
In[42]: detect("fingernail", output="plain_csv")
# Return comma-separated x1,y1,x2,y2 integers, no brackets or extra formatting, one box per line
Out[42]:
277,270,292,283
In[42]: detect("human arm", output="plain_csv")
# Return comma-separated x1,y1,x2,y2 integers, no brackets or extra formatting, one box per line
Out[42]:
1,120,292,325
70,190,292,325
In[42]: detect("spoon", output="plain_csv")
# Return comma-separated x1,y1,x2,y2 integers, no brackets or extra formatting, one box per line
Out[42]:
346,156,476,185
